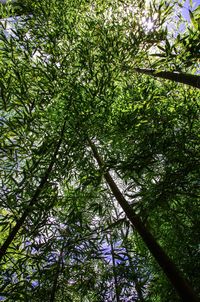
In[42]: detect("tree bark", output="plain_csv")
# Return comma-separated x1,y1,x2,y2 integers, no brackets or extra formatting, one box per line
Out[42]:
50,243,64,302
121,227,145,302
109,234,120,302
88,139,200,302
134,68,200,89
0,121,66,261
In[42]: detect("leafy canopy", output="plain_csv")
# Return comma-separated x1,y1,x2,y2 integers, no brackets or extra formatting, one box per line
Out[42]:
0,0,199,301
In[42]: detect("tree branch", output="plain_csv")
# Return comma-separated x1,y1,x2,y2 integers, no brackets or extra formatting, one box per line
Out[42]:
0,120,67,261
134,68,200,89
88,138,200,302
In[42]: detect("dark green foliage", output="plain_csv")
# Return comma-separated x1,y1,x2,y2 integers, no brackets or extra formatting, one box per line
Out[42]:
0,0,199,301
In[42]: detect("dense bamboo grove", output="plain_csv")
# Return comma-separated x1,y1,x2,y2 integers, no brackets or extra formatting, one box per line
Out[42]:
0,0,200,301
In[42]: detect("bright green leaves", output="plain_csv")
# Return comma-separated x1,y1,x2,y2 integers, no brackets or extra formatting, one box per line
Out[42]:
148,2,200,72
0,0,200,301
189,5,200,30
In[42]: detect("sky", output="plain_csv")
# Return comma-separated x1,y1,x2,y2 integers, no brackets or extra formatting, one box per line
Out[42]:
181,0,200,20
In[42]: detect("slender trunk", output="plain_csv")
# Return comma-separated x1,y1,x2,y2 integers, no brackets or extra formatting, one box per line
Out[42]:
50,243,64,302
109,234,120,302
134,68,200,89
120,227,145,302
88,139,200,302
124,243,145,302
0,121,66,261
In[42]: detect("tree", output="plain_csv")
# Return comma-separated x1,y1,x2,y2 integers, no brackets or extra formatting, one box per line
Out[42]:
134,68,200,89
0,0,200,301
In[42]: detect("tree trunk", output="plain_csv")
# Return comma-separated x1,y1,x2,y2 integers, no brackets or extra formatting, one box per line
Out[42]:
134,68,200,89
109,234,120,302
121,227,145,302
0,121,66,261
88,139,200,302
50,243,64,302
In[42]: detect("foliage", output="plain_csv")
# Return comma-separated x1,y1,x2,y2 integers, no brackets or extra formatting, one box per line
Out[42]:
0,0,200,301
